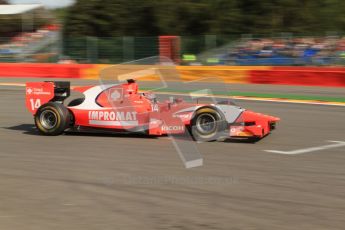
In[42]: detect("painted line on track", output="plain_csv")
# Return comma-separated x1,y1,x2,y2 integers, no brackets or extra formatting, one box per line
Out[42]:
264,141,345,155
0,83,82,90
1,82,345,107
0,83,25,87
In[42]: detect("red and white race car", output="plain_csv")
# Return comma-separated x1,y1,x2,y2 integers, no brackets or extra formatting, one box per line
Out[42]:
25,80,279,141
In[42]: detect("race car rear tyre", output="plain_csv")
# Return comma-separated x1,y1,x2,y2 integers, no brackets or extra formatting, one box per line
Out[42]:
191,107,227,142
34,102,71,136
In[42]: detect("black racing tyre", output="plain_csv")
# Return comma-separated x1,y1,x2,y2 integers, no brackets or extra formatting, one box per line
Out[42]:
190,107,227,142
68,98,84,107
34,102,71,136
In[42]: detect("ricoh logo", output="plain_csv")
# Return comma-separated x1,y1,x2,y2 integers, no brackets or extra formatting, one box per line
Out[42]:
88,111,137,123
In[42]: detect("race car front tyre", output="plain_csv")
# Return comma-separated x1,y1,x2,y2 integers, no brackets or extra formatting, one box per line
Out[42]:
34,102,71,136
191,107,227,142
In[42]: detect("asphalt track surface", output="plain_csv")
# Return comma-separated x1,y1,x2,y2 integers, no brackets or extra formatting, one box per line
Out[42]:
1,79,345,230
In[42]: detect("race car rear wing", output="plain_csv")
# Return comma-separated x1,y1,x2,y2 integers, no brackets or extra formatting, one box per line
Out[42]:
25,81,70,115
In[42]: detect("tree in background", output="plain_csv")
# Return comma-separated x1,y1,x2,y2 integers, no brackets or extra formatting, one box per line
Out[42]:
64,0,159,37
62,0,345,37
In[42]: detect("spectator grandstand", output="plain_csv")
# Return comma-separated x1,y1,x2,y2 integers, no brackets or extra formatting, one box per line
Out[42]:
215,36,345,66
0,4,60,62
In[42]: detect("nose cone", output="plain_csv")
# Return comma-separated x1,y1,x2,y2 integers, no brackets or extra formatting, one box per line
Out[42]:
270,115,280,122
241,110,280,123
232,110,280,138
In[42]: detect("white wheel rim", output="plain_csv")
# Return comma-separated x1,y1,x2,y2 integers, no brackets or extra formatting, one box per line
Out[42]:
196,113,217,135
40,110,57,129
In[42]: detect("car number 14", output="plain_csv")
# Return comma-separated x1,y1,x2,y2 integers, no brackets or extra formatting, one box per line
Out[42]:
29,99,41,110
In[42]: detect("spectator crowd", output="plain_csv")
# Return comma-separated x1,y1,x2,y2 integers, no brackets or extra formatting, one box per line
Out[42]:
0,24,59,60
220,36,345,65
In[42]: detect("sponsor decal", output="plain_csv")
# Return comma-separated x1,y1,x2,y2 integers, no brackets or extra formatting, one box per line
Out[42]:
89,111,137,121
26,88,33,94
110,89,122,101
26,87,52,95
161,125,185,132
173,113,191,120
88,110,138,126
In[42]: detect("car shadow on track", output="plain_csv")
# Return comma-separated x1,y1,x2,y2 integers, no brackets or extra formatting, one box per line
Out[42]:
5,124,38,135
223,138,260,144
4,124,159,139
4,124,260,143
63,131,159,139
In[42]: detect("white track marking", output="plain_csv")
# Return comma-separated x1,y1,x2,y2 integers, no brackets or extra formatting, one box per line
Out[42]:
0,83,25,87
265,141,345,155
